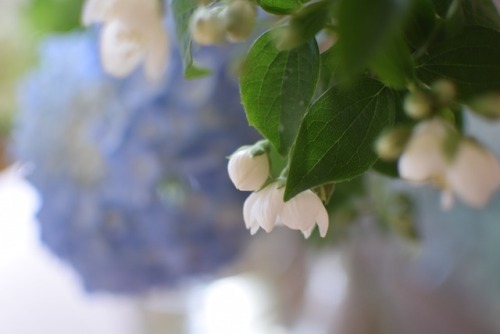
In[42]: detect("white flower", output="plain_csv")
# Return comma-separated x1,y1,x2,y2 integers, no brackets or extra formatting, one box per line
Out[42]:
279,189,329,238
399,118,500,208
243,183,329,238
228,147,269,191
398,118,450,182
82,0,169,81
243,183,284,234
445,139,500,208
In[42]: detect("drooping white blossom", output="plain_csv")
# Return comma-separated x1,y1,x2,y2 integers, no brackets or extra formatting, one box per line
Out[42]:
399,118,500,209
82,0,168,81
243,183,284,234
398,118,451,182
228,146,269,191
445,139,500,208
279,189,329,238
243,182,329,238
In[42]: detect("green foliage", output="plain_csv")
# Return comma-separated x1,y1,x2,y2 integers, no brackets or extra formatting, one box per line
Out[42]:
274,1,331,50
337,0,412,80
240,29,320,155
257,0,303,15
25,0,85,35
370,34,415,88
169,0,500,236
416,25,500,101
285,77,396,200
171,0,211,78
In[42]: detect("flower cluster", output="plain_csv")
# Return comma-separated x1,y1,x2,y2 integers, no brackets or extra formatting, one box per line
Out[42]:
14,32,259,294
190,0,257,45
374,80,500,210
82,0,169,81
398,118,500,209
227,145,329,238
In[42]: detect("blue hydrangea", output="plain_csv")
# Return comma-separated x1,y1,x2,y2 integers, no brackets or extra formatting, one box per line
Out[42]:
14,31,259,294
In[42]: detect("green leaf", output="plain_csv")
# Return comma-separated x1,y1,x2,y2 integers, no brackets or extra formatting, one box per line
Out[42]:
171,0,211,78
337,0,412,79
460,0,500,30
416,25,500,100
404,0,437,49
431,0,453,18
285,77,396,200
240,29,320,155
257,0,302,14
25,0,84,34
370,34,415,88
320,42,343,86
372,159,399,178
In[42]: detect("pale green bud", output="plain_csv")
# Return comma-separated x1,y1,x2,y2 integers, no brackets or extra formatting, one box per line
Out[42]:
431,79,456,106
374,127,411,161
190,6,226,45
221,0,257,42
404,91,434,120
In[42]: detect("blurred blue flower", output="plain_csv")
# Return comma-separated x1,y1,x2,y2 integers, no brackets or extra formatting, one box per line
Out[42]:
14,31,259,294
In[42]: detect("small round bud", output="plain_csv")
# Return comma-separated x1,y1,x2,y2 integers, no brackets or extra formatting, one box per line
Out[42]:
431,79,456,106
404,91,433,120
374,127,411,161
272,26,302,50
221,0,257,42
228,146,270,191
190,6,226,45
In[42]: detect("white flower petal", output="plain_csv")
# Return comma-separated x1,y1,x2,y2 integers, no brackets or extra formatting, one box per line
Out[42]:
446,140,500,207
82,0,117,26
254,184,284,233
315,204,329,237
301,225,315,239
399,118,449,182
243,191,259,230
280,190,328,237
100,21,145,78
144,24,170,82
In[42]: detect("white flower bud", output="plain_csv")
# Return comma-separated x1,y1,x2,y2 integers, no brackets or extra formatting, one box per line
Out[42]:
190,6,227,45
228,146,270,191
398,119,451,182
404,91,433,120
221,0,257,42
445,139,500,208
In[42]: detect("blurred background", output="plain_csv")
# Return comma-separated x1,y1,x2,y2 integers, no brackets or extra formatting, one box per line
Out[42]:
1,1,500,333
